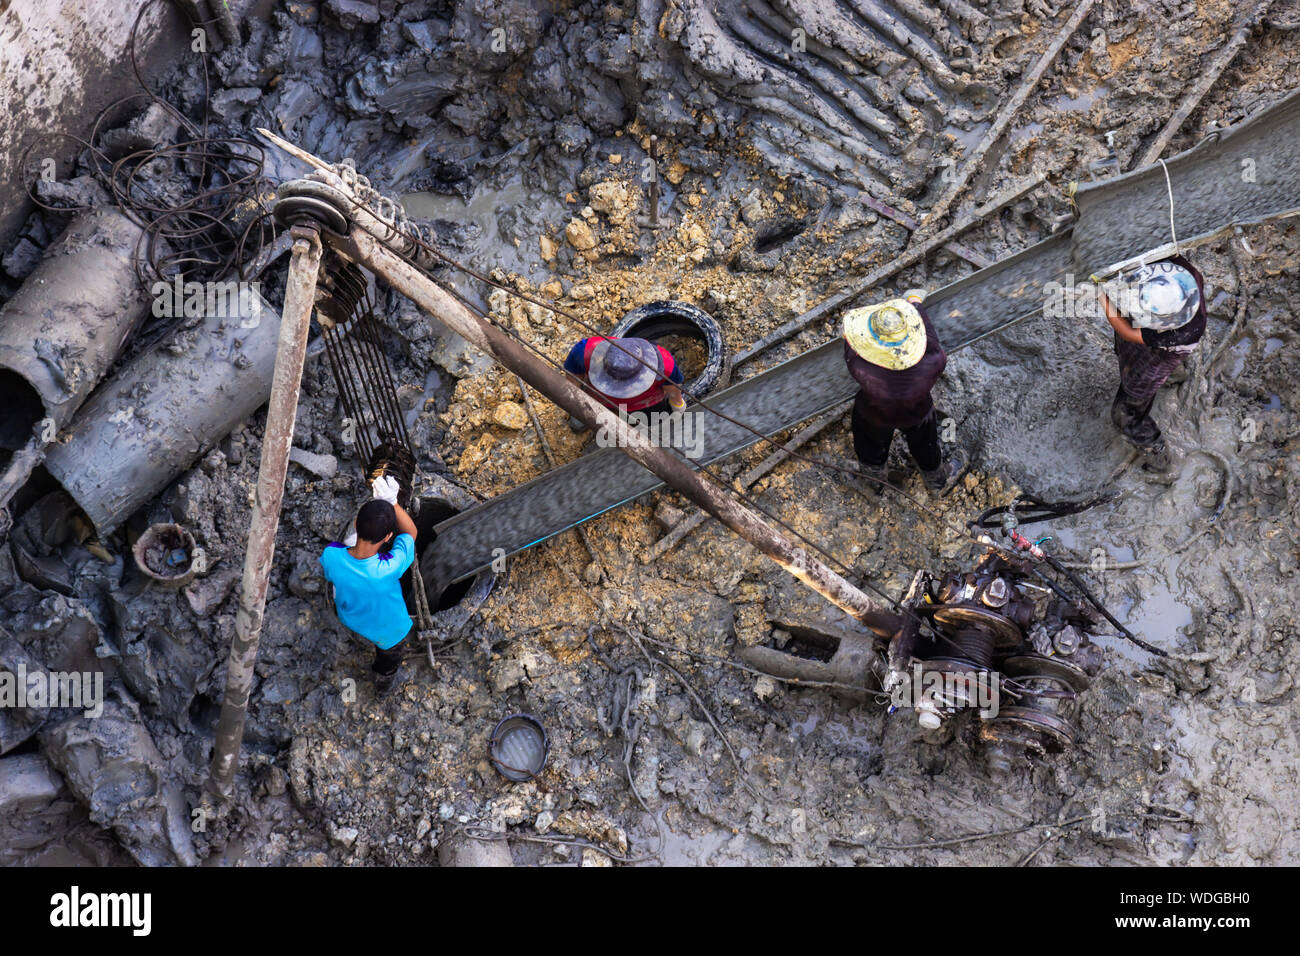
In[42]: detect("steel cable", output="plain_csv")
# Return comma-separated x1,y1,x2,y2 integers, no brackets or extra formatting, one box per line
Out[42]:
21,0,278,297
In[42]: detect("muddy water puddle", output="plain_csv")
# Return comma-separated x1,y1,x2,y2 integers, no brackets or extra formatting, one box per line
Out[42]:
1036,524,1195,666
404,174,566,305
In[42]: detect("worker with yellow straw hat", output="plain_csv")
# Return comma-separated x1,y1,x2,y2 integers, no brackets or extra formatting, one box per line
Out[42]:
842,291,966,495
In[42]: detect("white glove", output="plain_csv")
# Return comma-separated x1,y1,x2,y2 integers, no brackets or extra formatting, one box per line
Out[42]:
371,475,400,505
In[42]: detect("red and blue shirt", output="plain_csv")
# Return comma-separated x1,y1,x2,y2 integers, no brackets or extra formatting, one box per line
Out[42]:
564,336,684,412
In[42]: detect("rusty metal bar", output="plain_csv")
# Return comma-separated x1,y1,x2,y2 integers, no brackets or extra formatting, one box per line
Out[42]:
342,227,894,631
208,224,322,798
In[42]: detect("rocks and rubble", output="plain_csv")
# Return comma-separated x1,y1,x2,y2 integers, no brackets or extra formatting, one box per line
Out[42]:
0,0,1297,868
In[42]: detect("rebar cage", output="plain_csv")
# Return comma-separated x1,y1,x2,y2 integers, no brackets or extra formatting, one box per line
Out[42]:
315,259,416,507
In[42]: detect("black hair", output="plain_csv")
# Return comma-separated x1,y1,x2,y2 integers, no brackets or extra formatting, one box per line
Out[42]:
356,499,396,545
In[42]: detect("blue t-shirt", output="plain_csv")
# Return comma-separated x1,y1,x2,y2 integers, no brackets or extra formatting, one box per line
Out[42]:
319,534,416,648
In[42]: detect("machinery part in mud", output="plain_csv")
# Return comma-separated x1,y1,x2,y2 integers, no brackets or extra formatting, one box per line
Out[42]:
980,653,1093,772
736,616,881,703
272,168,440,271
898,550,1105,769
272,191,349,235
609,300,729,400
929,566,1037,649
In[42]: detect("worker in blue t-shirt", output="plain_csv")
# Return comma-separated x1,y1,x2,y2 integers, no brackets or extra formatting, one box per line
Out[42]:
320,477,417,689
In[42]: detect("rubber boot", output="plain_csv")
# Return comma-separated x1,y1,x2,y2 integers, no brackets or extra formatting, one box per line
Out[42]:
1140,441,1172,474
375,660,407,695
1111,388,1162,450
922,446,968,495
851,460,889,496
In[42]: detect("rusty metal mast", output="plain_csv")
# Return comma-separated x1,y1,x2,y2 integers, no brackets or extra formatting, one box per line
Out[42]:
208,223,322,798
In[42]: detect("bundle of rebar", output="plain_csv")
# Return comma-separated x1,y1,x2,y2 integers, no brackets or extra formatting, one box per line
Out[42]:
316,261,415,500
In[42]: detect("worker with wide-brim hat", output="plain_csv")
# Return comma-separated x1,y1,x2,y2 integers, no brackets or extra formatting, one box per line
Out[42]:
1097,255,1206,472
563,335,686,428
842,292,966,494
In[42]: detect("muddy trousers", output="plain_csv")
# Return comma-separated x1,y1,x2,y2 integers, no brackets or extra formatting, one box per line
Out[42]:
851,399,942,472
371,631,410,676
1112,336,1189,450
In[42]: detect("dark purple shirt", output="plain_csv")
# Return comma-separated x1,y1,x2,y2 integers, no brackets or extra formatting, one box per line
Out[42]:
844,304,947,428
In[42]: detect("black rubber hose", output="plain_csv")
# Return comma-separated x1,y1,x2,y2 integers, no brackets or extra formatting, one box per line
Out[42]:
1042,554,1169,658
970,492,1116,531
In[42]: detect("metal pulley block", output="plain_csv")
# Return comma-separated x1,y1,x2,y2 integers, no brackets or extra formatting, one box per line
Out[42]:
931,604,1024,649
979,652,1093,757
273,177,352,234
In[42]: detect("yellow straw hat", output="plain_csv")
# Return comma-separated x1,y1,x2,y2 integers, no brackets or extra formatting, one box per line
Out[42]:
843,298,926,370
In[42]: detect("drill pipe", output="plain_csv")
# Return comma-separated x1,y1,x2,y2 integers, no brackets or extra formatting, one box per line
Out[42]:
0,210,152,461
43,282,284,535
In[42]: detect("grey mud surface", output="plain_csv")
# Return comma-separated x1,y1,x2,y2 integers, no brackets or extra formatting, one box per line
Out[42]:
1,0,1297,866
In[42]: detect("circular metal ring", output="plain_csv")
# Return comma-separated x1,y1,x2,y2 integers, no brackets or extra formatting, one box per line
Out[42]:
489,714,549,782
272,194,348,234
1001,654,1091,692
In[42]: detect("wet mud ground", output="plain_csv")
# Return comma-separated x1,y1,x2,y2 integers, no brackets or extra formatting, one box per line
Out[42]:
2,1,1298,865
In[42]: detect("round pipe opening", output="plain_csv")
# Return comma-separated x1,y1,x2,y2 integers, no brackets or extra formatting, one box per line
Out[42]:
609,300,728,399
0,370,46,464
489,713,549,782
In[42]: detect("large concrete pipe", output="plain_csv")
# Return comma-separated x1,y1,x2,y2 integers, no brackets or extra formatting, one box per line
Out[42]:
44,280,284,535
0,209,153,463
